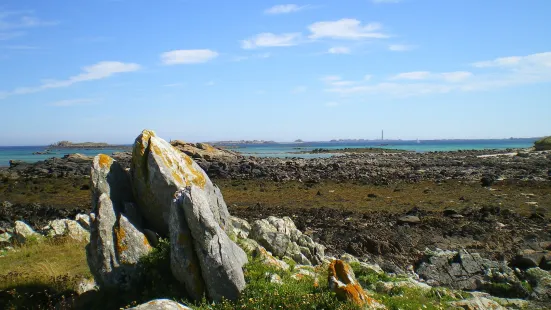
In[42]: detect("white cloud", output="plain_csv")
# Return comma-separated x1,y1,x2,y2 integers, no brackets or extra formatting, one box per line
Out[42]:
0,31,24,40
472,52,551,68
264,4,308,15
308,18,388,40
390,71,472,82
2,45,38,50
325,101,340,107
50,98,95,107
205,81,215,86
324,52,551,97
241,33,301,49
161,49,218,65
328,46,350,54
388,44,414,51
372,0,401,3
164,82,185,87
1,61,140,98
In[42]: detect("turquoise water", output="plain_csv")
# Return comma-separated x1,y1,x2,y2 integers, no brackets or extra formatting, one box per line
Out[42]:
0,139,538,167
0,147,131,167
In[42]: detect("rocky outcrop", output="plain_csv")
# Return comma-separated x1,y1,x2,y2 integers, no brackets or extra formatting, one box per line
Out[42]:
327,259,385,308
86,154,152,289
84,131,247,302
130,130,232,236
171,187,247,301
127,299,191,310
170,140,238,161
249,216,324,266
416,249,516,291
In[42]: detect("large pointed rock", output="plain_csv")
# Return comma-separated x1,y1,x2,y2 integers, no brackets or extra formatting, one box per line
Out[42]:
130,129,232,236
171,186,247,301
86,154,152,289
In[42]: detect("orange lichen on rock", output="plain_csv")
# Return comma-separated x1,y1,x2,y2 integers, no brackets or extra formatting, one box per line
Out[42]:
98,154,113,168
114,224,128,254
143,235,151,248
328,260,383,308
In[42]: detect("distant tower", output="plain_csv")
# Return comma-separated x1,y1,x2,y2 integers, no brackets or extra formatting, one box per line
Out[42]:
381,130,384,141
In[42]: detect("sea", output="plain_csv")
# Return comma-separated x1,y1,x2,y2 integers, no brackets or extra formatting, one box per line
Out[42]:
0,138,538,167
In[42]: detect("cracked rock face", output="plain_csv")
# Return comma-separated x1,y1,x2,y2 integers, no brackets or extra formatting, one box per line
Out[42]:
170,186,247,302
86,154,152,290
249,216,325,266
130,129,233,236
415,249,516,291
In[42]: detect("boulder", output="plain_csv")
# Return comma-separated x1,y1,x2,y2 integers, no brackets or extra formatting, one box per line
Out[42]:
171,187,247,301
450,294,505,310
130,129,233,236
127,299,191,310
231,216,251,239
526,268,551,301
397,215,420,225
0,232,12,245
253,245,290,270
76,213,91,230
44,219,90,242
86,154,152,290
327,260,385,308
249,216,325,266
13,220,41,243
416,249,516,291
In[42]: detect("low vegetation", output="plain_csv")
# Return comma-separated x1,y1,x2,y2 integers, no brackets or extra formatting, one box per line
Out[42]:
0,236,474,310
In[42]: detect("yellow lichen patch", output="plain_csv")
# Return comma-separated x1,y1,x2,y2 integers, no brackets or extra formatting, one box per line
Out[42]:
114,225,128,254
98,154,113,169
143,235,151,248
183,155,206,189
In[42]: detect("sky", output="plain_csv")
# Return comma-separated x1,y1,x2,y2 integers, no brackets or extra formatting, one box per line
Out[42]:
1,0,550,145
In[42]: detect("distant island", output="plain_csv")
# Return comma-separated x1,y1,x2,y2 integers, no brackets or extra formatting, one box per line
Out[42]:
292,147,410,154
49,141,130,149
211,140,275,145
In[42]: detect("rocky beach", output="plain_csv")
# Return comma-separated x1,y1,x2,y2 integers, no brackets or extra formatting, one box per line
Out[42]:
1,132,551,309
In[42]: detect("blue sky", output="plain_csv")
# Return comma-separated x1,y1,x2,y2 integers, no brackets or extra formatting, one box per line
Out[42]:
1,0,550,145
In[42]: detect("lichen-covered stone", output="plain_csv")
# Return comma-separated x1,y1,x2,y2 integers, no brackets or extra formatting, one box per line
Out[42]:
13,221,41,243
44,219,90,242
86,154,152,290
249,216,324,266
231,216,251,239
328,260,385,309
253,245,290,270
172,186,247,301
130,129,233,236
75,213,91,230
127,299,191,310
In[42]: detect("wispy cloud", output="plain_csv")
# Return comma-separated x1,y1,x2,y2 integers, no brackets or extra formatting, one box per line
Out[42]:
163,82,185,87
232,52,272,62
264,4,309,15
50,98,96,107
161,49,218,65
241,33,302,49
322,51,551,97
328,46,350,54
1,61,141,99
390,71,472,82
388,44,414,52
75,36,112,43
308,18,388,40
0,10,58,41
205,80,215,86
